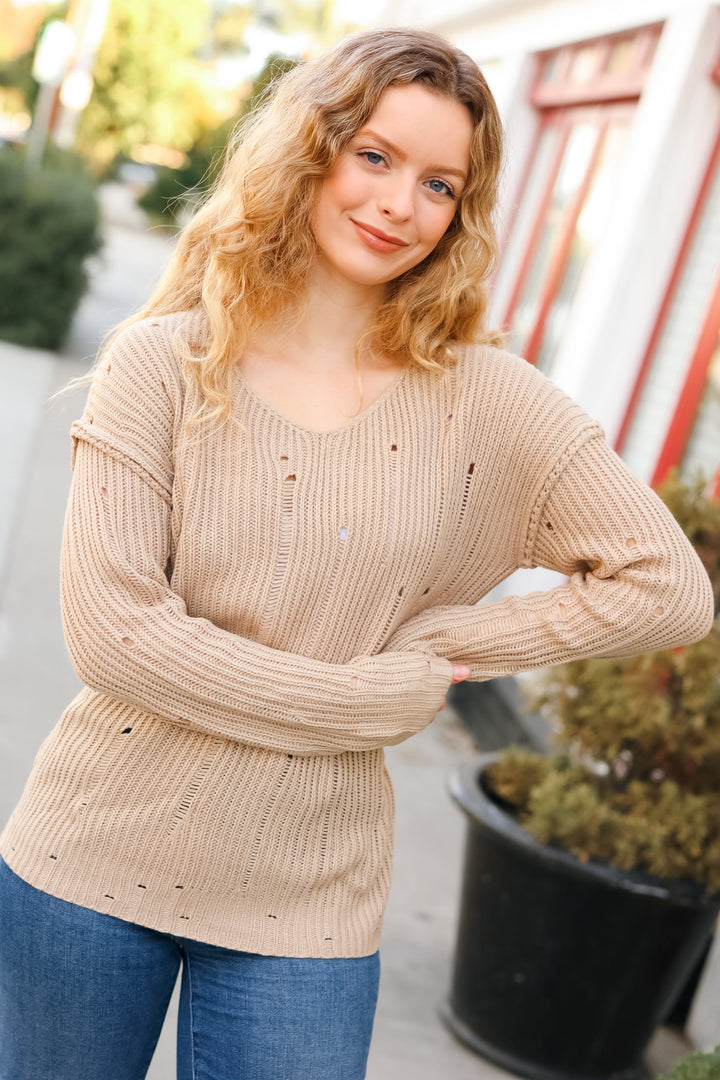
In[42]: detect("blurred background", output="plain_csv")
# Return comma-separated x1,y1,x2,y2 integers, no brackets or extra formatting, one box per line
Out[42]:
0,1,719,1076
1,0,718,490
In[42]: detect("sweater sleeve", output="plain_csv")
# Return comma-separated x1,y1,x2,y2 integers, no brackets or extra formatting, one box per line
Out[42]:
61,321,452,756
383,433,714,679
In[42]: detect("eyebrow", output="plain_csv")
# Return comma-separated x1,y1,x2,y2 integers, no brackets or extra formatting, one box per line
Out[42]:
356,128,468,182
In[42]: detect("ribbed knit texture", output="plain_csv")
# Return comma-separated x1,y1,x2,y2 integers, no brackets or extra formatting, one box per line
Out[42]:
1,311,713,956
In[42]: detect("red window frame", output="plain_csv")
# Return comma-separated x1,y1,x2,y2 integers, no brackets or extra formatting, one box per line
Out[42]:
614,126,720,489
532,26,661,109
501,104,635,366
652,272,720,491
501,24,660,365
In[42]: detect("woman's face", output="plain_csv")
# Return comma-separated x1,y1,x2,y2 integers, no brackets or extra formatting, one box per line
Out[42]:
310,83,474,292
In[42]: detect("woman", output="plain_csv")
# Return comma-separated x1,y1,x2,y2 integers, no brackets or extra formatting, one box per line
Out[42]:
0,26,713,1080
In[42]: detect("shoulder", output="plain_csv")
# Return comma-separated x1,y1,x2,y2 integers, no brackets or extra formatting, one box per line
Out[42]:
451,341,604,448
98,310,205,397
80,311,204,456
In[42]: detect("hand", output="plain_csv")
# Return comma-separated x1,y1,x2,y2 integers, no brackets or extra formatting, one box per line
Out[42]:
439,663,470,711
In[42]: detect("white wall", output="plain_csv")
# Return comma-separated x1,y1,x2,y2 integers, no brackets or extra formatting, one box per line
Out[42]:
388,0,693,55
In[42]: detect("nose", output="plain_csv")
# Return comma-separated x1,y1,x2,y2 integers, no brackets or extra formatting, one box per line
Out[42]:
378,174,415,222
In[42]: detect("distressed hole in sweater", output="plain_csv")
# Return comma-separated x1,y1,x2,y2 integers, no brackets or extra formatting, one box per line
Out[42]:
100,486,108,497
467,462,475,475
285,474,296,482
280,455,288,461
626,537,637,548
447,413,453,421
390,444,397,452
49,855,57,860
339,526,347,540
121,727,132,734
121,636,135,647
422,587,430,595
398,587,404,597
654,605,665,616
267,914,277,919
175,885,184,889
104,894,114,899
179,915,189,920
288,754,293,759
350,674,360,690
137,884,147,889
325,937,332,941
557,602,567,616
545,521,554,530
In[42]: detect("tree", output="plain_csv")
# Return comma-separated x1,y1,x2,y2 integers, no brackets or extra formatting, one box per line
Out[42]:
75,0,213,171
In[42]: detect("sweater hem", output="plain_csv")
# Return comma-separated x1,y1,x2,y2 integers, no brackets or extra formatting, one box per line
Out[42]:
0,833,383,960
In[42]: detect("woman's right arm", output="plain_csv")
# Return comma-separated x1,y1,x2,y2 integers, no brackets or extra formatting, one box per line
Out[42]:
61,437,452,757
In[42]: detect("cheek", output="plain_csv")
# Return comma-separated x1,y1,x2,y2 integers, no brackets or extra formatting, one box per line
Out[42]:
318,161,366,211
420,205,458,250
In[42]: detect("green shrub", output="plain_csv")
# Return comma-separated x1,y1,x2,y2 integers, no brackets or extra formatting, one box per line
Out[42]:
657,1044,720,1079
0,149,102,350
486,474,720,892
137,145,220,224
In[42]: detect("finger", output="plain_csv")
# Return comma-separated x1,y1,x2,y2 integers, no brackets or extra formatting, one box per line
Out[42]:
451,663,470,683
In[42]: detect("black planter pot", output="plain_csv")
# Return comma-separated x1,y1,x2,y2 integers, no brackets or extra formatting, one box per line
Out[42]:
444,755,720,1080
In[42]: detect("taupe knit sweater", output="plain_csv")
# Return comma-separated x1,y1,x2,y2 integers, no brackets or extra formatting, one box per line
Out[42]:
1,311,713,957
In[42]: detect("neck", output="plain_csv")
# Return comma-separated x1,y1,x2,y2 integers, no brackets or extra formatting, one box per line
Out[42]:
260,259,389,371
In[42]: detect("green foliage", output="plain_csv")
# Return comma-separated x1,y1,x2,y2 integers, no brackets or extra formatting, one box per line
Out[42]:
486,474,720,892
137,54,298,224
0,47,37,112
484,747,553,809
76,0,211,172
660,471,720,607
0,147,101,349
657,1045,720,1080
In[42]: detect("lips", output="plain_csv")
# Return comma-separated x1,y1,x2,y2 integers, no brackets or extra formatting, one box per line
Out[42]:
350,219,410,253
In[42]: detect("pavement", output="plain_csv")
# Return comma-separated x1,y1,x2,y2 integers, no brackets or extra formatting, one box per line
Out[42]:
0,183,689,1079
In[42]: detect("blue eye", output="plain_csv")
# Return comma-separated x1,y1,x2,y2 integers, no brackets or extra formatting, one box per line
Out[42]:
428,178,455,198
360,151,385,166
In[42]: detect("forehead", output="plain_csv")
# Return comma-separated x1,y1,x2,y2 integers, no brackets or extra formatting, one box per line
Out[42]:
359,83,473,171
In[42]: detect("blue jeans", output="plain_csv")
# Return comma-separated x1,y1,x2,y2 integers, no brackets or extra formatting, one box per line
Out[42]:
0,857,380,1079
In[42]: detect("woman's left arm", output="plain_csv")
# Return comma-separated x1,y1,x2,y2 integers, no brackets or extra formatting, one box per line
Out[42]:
385,434,714,679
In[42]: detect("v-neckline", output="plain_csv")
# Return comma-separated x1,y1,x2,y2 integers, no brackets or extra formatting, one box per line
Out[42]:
233,363,413,437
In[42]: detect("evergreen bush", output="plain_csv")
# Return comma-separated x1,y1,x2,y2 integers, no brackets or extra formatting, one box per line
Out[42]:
657,1044,720,1079
486,473,720,892
0,148,102,350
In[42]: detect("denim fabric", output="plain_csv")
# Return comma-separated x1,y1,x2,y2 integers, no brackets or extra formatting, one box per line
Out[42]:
0,857,380,1080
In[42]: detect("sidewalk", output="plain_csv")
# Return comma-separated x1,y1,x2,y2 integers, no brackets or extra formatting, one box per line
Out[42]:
0,185,688,1079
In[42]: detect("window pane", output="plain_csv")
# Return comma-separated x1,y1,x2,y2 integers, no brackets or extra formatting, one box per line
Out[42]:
507,122,598,356
541,53,561,83
494,124,560,328
535,120,631,372
569,45,603,84
607,38,637,77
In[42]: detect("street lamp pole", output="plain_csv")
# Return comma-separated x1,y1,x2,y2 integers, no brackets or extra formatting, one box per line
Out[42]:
53,0,113,151
26,17,76,169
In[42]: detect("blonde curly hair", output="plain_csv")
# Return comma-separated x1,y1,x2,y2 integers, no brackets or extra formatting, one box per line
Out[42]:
108,28,504,429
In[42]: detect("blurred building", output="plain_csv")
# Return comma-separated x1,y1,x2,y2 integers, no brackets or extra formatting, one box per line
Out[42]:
387,0,720,493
